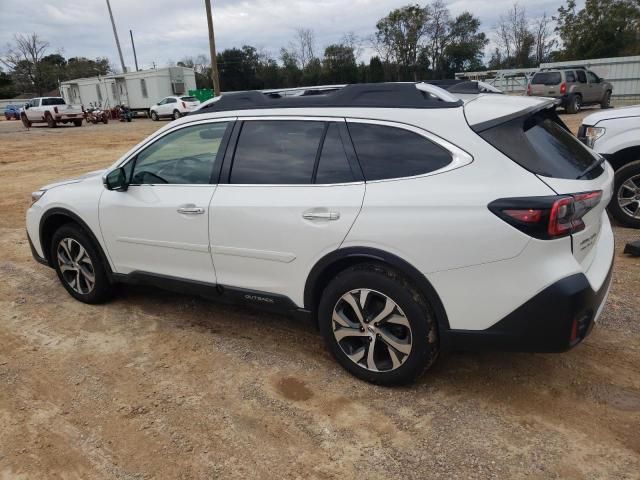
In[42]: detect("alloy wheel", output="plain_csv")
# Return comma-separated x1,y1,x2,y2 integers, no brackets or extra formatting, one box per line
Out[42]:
56,238,96,294
332,289,412,372
618,174,640,219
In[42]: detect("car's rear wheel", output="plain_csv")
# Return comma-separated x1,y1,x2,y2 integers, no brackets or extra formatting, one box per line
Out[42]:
150,110,159,121
601,91,612,109
609,160,640,228
566,94,581,114
51,224,114,304
45,113,57,128
173,109,181,120
21,114,31,128
318,263,439,385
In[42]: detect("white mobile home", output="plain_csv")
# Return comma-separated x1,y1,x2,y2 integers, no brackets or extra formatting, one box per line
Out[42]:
59,67,197,113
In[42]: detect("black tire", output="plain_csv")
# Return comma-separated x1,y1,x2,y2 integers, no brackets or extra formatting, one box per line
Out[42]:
21,114,31,128
73,119,83,127
45,113,57,128
50,224,114,304
601,90,612,109
173,109,181,120
566,94,581,114
150,110,159,121
608,160,640,229
318,263,439,385
102,116,109,124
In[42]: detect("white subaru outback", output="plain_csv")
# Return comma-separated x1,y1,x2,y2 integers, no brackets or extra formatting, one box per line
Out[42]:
26,83,615,385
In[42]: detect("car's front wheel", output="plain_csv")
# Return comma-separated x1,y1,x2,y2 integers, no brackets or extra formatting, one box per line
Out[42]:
318,263,439,385
51,224,114,304
609,160,640,228
150,110,159,121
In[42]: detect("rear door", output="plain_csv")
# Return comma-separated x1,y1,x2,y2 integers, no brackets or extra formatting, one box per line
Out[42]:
209,117,365,304
530,72,561,97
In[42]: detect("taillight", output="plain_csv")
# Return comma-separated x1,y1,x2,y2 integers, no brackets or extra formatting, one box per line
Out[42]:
560,82,567,94
489,191,602,239
526,84,532,96
182,101,186,108
54,106,59,114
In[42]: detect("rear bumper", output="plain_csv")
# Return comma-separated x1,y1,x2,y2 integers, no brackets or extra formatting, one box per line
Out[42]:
443,258,614,353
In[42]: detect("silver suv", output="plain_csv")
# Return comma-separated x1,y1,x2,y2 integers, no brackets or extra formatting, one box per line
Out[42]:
527,67,613,114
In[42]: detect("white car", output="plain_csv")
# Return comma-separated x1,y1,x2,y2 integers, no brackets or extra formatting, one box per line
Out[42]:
26,83,614,385
578,105,640,228
149,95,200,121
21,97,84,128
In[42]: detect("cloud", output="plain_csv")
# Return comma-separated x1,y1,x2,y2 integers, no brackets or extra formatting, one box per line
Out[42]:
0,0,583,72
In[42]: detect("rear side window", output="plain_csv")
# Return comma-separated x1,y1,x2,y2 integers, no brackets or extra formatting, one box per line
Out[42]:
347,123,452,181
230,120,324,184
478,110,603,180
566,71,576,82
531,72,561,85
42,98,66,106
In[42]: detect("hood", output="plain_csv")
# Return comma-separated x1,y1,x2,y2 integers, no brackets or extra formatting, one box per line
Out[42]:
582,105,640,126
463,94,555,131
41,169,105,190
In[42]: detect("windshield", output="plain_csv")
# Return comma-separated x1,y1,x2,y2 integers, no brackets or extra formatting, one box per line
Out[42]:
531,72,561,86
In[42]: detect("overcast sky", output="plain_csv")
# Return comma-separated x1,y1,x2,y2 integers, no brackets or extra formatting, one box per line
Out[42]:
0,0,583,71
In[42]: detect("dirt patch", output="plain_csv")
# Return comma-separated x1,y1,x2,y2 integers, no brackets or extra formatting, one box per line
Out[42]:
0,115,639,479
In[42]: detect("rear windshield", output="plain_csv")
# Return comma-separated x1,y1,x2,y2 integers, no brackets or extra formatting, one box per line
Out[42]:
181,96,198,102
42,98,66,106
478,110,603,180
531,72,561,85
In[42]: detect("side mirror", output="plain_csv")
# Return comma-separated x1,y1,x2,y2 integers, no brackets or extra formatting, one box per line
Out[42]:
104,167,128,191
24,103,30,109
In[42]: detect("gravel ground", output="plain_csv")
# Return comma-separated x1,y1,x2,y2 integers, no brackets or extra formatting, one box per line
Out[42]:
0,111,638,479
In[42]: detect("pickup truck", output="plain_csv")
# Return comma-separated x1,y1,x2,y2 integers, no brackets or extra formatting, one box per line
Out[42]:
21,97,84,128
579,105,640,228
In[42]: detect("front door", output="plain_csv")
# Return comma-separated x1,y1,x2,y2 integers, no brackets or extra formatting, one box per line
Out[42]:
100,120,232,283
209,118,365,305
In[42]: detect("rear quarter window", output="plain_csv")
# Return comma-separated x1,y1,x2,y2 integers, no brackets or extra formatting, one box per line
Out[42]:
181,96,198,102
478,110,603,180
347,123,452,181
531,72,561,85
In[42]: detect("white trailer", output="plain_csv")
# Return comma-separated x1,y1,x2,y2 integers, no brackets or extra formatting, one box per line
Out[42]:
59,67,197,114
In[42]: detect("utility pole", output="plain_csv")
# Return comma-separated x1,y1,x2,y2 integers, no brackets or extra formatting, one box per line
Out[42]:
130,30,139,71
204,0,221,96
105,0,126,73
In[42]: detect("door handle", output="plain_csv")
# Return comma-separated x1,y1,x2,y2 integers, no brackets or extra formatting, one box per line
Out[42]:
303,210,340,221
177,206,205,215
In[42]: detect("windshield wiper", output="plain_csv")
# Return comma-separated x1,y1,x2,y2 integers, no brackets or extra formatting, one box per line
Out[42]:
576,155,605,179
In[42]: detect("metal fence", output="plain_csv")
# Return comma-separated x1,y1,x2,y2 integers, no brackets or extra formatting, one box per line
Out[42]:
456,55,640,106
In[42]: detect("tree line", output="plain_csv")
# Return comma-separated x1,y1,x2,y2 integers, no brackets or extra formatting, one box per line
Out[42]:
1,0,639,97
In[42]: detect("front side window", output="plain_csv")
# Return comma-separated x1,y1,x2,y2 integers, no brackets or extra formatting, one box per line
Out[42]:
230,120,325,184
30,99,40,107
587,71,599,83
167,98,177,104
576,70,587,83
130,122,229,185
347,123,452,181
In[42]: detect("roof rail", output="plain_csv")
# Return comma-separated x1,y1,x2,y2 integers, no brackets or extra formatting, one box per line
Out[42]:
192,82,463,115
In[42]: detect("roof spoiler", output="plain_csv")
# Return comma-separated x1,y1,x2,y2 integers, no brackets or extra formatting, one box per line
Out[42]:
470,99,558,133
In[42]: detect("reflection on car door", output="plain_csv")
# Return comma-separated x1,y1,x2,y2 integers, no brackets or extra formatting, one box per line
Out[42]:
209,118,365,305
100,120,233,283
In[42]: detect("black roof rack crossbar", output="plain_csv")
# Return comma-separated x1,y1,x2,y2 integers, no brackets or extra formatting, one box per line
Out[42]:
192,82,463,115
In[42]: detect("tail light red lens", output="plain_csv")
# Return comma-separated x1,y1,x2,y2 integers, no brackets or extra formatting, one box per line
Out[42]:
489,191,602,240
560,82,567,94
182,101,186,108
